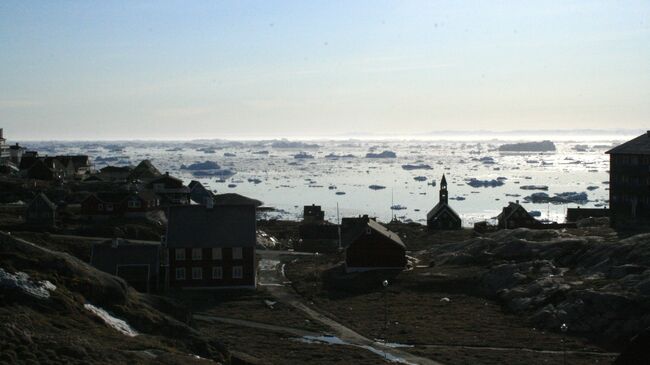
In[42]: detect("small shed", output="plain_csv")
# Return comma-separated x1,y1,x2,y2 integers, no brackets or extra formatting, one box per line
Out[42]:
344,218,406,272
25,193,57,227
90,238,161,293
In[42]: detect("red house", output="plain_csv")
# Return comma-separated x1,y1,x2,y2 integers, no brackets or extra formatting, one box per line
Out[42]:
343,216,406,272
81,191,160,218
165,194,261,289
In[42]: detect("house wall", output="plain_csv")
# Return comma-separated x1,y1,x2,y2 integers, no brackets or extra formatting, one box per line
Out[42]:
345,231,406,269
168,246,256,288
25,200,55,226
609,153,650,226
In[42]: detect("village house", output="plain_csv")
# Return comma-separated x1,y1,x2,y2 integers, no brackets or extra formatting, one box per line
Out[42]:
497,201,542,229
343,215,406,272
97,165,133,182
128,160,162,181
303,204,325,223
165,193,260,289
0,128,8,165
188,180,214,205
606,131,650,227
25,192,57,227
9,143,26,166
23,158,64,181
297,204,339,252
81,191,160,219
55,155,91,178
90,238,161,293
427,174,462,230
145,172,190,206
566,207,610,223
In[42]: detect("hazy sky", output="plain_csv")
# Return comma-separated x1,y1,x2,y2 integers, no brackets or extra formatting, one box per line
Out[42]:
1,1,649,140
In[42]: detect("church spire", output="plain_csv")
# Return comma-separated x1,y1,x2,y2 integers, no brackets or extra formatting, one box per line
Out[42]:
439,174,448,205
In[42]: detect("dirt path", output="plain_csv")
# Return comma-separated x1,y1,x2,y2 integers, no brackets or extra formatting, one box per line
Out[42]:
256,251,442,365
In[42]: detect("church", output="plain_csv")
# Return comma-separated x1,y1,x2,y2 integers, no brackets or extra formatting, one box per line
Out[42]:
426,174,462,230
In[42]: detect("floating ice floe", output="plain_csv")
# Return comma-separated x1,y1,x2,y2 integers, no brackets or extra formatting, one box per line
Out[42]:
465,178,505,188
520,185,549,191
294,152,314,159
401,164,432,170
524,192,589,204
366,151,396,158
84,304,138,337
0,268,56,299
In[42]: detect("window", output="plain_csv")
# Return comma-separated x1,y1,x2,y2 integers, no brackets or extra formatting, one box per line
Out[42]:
175,268,185,280
175,249,186,261
192,267,202,280
106,203,114,212
232,247,243,260
128,200,141,208
97,203,104,211
154,183,165,190
232,266,243,279
192,248,202,260
212,266,223,279
212,248,222,260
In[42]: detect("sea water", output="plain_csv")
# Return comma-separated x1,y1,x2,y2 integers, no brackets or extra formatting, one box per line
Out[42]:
25,135,627,226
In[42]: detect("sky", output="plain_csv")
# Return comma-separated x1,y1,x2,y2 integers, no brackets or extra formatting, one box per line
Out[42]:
1,1,649,140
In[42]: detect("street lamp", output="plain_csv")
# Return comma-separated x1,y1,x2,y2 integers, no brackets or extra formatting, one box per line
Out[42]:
560,323,568,365
382,280,389,330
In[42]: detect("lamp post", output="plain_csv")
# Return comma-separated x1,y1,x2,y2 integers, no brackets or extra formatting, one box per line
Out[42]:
382,280,389,330
560,323,568,365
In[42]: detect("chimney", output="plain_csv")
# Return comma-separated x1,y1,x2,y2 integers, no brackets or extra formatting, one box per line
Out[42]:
0,128,3,139
647,130,650,137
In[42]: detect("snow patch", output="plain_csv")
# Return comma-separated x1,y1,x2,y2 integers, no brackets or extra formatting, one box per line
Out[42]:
84,303,138,337
0,268,56,299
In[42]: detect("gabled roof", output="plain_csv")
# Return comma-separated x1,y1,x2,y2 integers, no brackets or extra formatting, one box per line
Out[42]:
342,217,405,249
214,193,262,207
30,193,57,210
426,202,460,221
166,204,256,248
100,165,133,173
145,173,184,188
55,155,90,169
367,219,405,248
497,202,533,221
606,132,650,155
128,160,162,180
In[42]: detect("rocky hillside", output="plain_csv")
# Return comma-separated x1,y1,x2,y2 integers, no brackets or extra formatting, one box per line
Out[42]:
0,231,228,365
425,225,650,350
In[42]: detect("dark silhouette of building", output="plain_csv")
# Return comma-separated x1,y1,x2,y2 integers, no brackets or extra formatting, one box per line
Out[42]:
344,216,406,272
566,207,609,223
90,238,161,293
303,204,325,223
497,201,542,229
166,193,260,289
606,131,650,227
427,174,462,230
188,180,214,205
25,193,57,227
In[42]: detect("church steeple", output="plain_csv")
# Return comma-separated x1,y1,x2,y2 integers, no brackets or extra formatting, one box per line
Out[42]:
439,174,448,205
